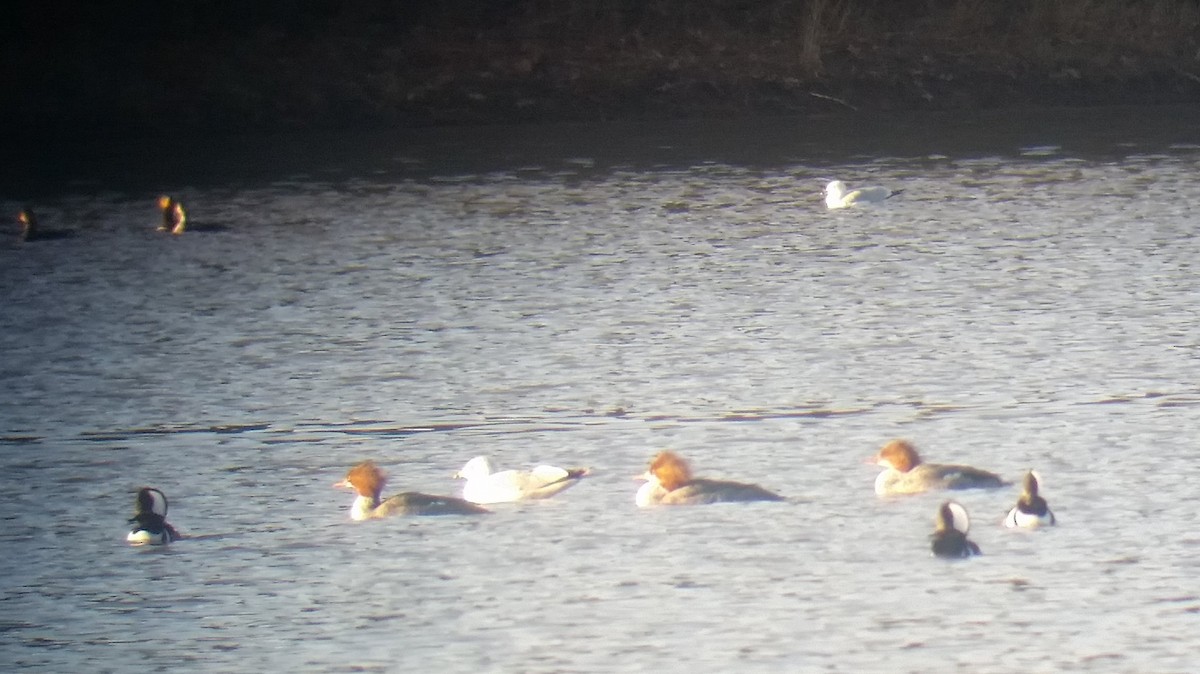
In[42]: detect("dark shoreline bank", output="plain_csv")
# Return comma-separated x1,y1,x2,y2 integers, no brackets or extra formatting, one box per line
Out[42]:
3,1,1200,142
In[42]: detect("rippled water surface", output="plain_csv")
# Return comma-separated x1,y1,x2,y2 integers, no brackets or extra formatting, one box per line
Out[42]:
3,107,1200,672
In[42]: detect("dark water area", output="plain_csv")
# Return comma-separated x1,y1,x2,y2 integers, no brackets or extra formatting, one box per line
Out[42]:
7,105,1200,200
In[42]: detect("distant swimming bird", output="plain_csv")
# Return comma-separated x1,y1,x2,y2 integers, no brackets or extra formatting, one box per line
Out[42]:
127,487,182,545
635,451,784,507
335,460,490,519
16,207,75,242
872,439,1006,496
931,500,980,558
454,456,589,504
824,180,901,209
157,196,187,234
1005,471,1056,528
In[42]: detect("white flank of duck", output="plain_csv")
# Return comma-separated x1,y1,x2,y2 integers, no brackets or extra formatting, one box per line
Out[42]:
824,180,900,209
1005,470,1056,528
454,456,589,504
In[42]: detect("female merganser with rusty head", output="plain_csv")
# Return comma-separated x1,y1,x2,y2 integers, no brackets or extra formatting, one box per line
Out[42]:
1005,470,1056,528
872,439,1006,496
157,195,187,235
127,487,182,545
454,456,590,504
931,500,980,558
635,451,784,507
335,460,489,519
16,207,75,242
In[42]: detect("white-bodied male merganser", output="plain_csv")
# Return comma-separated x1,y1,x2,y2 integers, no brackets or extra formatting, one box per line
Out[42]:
454,456,589,504
1005,470,1056,528
872,439,1006,496
824,180,901,209
931,500,980,558
127,487,182,545
157,195,186,235
635,451,784,507
335,460,489,519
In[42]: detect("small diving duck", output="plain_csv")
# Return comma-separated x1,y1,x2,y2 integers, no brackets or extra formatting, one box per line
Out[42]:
1005,470,1056,528
16,207,75,242
931,500,981,558
635,451,784,507
157,195,187,235
335,460,490,520
454,456,590,504
127,487,182,545
872,439,1006,496
823,180,901,209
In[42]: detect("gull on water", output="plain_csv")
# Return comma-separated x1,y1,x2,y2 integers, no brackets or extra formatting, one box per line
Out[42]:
824,180,901,209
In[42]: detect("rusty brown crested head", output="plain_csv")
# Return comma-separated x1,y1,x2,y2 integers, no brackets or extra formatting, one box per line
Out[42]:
341,460,386,502
649,451,693,491
875,439,922,473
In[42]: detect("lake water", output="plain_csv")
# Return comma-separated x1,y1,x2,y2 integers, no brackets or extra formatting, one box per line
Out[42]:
2,106,1200,673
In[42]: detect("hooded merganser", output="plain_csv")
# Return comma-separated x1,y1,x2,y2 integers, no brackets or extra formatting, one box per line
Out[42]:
931,500,981,558
1005,470,1056,528
127,487,182,545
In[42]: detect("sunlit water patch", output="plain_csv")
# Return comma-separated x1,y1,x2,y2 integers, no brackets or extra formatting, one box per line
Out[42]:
2,108,1200,672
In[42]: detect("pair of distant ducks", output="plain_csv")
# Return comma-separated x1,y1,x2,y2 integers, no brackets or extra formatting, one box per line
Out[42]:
24,180,881,242
129,439,1055,559
14,196,185,242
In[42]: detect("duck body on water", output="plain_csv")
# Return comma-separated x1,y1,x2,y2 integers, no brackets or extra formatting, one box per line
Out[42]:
127,487,181,546
930,501,981,559
872,439,1007,496
335,461,490,519
1005,471,1057,528
157,196,187,235
635,451,784,507
823,180,901,209
454,456,589,504
15,208,75,242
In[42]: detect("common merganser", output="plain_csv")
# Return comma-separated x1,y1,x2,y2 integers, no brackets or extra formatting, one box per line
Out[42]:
16,208,75,242
454,456,589,504
635,451,784,507
157,196,186,235
872,439,1006,496
824,180,901,209
931,500,980,558
335,460,489,519
1005,471,1056,528
127,487,182,545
